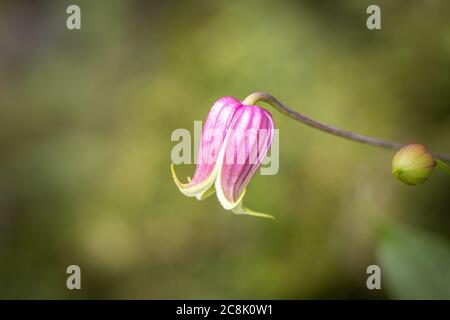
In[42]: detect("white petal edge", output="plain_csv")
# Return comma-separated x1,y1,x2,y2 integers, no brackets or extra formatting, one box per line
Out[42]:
171,163,218,200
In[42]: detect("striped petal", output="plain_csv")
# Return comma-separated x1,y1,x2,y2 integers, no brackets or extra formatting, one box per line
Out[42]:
172,97,242,200
215,105,275,217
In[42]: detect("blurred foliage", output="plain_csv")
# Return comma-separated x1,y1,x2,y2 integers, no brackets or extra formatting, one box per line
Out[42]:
378,222,450,299
0,0,449,299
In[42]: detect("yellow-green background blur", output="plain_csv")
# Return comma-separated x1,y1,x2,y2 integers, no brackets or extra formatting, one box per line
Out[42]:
0,0,449,299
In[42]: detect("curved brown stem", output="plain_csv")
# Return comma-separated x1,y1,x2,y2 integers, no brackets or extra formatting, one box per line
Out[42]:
243,92,450,163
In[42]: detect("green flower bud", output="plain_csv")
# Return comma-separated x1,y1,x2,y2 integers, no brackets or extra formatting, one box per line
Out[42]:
392,144,436,185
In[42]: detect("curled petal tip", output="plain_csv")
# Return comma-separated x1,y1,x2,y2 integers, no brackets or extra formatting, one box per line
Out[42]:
231,200,275,219
171,163,188,189
197,185,216,201
215,183,247,210
171,163,216,198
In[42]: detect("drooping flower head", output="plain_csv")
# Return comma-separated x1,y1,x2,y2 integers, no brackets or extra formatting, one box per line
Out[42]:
171,96,275,218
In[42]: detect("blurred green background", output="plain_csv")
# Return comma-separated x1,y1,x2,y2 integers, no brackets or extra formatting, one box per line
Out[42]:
0,0,449,299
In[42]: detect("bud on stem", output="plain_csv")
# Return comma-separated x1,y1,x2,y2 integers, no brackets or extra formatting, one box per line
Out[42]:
392,144,436,185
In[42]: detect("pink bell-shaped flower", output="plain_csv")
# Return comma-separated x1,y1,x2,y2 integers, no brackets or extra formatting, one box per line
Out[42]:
172,96,275,218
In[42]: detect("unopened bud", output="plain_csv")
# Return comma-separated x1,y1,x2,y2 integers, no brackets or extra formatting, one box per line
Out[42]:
392,144,436,185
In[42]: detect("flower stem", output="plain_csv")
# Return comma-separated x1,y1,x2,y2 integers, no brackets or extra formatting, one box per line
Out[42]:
243,92,450,163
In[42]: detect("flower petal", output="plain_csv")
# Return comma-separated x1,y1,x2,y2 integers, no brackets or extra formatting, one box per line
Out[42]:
215,105,275,212
172,97,242,199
